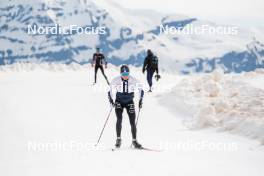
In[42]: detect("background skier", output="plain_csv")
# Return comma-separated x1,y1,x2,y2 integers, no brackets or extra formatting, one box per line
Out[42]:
142,49,159,92
108,65,144,149
92,47,109,85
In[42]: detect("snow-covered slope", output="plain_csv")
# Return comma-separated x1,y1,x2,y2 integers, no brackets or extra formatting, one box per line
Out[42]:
0,0,264,73
0,63,264,176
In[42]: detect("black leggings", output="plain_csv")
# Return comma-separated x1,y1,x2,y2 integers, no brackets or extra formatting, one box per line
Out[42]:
115,101,137,139
94,65,108,83
147,69,155,88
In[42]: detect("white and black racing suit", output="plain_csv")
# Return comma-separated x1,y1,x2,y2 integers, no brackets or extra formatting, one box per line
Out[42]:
108,76,144,139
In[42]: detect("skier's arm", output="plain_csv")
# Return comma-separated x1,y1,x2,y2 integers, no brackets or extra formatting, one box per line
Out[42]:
92,54,96,66
156,59,159,74
138,86,144,109
132,77,144,108
108,80,114,105
102,54,107,67
138,85,144,100
142,57,148,73
108,91,114,106
134,78,144,100
108,78,118,106
108,88,114,106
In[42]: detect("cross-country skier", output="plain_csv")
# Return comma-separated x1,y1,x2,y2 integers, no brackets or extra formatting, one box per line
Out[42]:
108,65,144,149
142,49,159,92
92,47,109,85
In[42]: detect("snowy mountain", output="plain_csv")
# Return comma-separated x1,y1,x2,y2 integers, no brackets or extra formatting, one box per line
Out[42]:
0,0,264,73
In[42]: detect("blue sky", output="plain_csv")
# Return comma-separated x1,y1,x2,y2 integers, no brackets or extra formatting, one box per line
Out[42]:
112,0,264,27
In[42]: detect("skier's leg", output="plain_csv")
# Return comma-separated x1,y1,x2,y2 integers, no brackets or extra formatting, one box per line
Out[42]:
115,101,124,138
99,65,109,85
126,102,137,139
146,71,150,87
94,65,99,83
126,102,142,148
147,70,154,91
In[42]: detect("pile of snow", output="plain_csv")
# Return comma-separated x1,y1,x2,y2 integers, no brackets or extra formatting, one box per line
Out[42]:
160,69,264,144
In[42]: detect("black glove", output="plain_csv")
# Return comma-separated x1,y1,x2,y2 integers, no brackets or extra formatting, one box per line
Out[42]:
109,98,114,107
139,99,143,109
142,68,145,74
108,91,115,107
155,74,161,81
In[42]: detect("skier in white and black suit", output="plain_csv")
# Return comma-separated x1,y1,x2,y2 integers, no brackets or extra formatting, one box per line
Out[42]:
108,65,144,149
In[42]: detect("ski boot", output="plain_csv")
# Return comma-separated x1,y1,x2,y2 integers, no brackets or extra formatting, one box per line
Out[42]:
148,87,152,92
132,139,142,149
115,137,122,148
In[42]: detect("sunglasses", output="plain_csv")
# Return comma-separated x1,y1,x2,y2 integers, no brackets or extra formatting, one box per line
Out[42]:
121,72,129,77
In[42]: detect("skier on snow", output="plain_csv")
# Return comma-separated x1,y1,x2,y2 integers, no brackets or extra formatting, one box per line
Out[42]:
108,65,144,149
142,49,160,92
92,47,109,85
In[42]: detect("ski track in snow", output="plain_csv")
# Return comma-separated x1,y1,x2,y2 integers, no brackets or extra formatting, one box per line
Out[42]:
0,64,263,176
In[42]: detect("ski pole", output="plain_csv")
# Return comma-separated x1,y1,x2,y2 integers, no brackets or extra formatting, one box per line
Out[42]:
135,108,141,126
95,106,113,147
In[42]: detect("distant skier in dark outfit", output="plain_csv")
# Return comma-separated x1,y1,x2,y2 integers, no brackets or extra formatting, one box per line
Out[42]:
92,48,109,85
108,65,144,149
142,49,159,92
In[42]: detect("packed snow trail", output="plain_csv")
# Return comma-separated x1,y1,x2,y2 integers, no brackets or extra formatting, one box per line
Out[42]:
0,64,263,176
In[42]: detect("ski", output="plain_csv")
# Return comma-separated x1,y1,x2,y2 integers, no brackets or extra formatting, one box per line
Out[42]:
111,146,162,152
136,146,162,152
111,147,121,151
